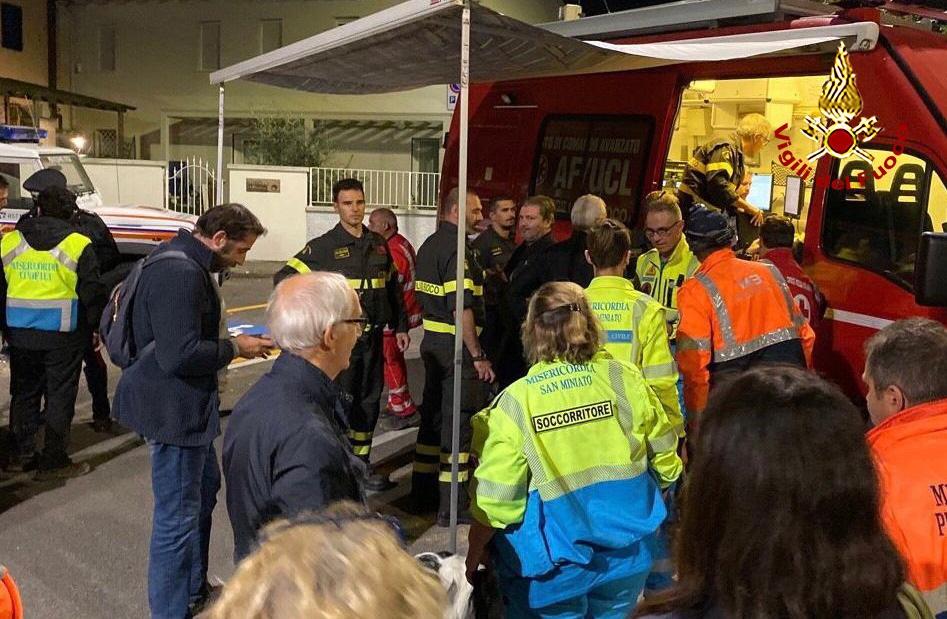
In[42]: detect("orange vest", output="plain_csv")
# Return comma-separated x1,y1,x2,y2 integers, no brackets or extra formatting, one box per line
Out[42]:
868,398,947,618
676,248,815,415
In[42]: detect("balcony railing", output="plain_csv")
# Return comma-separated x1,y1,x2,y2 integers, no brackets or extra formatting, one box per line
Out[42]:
310,167,439,209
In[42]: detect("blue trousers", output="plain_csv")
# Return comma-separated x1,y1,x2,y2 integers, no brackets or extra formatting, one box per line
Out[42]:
504,572,648,619
147,441,220,619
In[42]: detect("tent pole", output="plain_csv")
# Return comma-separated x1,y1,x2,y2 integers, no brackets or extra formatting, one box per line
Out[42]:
449,2,471,556
215,84,225,205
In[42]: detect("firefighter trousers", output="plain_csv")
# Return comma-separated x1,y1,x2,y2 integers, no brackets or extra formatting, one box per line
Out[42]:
9,342,84,469
412,332,486,514
337,327,385,464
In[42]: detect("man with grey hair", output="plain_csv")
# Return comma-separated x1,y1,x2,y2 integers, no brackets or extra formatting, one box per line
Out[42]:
863,318,947,618
223,272,366,563
541,193,607,288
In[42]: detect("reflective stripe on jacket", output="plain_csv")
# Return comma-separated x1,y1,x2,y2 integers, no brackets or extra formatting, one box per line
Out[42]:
387,233,422,329
470,350,682,607
868,398,947,618
635,237,700,336
676,248,815,415
678,137,745,213
414,220,486,334
585,275,684,437
1,230,91,332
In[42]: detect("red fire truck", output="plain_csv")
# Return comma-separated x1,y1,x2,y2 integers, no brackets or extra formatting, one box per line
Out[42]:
441,1,947,399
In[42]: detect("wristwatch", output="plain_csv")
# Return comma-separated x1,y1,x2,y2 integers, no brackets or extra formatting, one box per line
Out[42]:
471,352,488,362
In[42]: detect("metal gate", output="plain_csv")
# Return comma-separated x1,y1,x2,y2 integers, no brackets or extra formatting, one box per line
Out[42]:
167,157,216,216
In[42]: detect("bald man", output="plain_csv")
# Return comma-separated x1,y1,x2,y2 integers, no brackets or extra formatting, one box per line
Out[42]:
368,208,423,429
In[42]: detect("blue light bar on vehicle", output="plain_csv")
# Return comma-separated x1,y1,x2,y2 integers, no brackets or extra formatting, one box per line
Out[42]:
0,125,48,142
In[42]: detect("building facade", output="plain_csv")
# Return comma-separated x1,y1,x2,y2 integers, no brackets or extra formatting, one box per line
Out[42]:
56,0,561,172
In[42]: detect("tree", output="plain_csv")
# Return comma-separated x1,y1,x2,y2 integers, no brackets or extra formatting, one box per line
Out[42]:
243,117,332,168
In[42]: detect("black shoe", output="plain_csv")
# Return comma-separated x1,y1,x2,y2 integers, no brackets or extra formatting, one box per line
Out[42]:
382,411,421,432
363,470,396,493
34,461,91,481
89,419,115,433
5,453,38,473
188,582,223,616
437,510,475,527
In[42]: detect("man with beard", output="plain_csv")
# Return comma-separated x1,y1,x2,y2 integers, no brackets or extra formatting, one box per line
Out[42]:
114,203,272,619
471,196,516,365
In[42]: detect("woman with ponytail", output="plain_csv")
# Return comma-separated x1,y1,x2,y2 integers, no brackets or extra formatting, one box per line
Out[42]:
466,281,683,618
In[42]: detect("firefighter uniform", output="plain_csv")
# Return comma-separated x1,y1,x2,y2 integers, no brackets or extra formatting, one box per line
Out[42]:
470,226,514,364
676,137,745,220
635,237,700,338
412,221,487,516
1,219,104,471
274,223,406,466
676,247,815,417
585,275,684,436
867,397,947,618
470,350,682,614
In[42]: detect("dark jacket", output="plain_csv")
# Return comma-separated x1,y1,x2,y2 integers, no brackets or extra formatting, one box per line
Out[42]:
504,232,555,325
73,209,123,286
273,223,407,333
679,137,745,216
113,230,234,446
223,353,365,563
1,215,106,350
540,230,594,288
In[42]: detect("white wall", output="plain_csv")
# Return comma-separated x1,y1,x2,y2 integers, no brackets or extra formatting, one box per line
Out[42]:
83,158,166,207
229,164,311,261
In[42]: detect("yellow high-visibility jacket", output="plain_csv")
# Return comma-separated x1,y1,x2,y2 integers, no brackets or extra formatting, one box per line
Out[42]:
635,237,700,337
585,275,684,437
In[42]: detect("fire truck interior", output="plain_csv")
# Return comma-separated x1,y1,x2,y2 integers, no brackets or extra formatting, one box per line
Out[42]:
663,76,947,288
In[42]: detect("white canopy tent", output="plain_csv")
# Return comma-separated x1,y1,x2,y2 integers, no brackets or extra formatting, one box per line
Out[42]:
210,0,877,551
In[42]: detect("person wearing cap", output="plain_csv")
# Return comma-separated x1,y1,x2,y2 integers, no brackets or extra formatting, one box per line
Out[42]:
1,185,106,478
675,207,814,428
21,168,121,433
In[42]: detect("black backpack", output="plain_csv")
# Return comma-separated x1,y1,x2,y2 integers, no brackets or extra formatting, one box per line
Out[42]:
99,250,190,369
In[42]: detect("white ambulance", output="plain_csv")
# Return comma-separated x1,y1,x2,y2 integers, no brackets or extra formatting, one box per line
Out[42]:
0,125,195,258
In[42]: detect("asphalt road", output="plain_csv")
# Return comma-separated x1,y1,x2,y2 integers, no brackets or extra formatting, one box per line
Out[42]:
0,270,460,618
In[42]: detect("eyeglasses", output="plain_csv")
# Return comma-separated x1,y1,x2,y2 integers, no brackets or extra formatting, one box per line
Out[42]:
338,317,369,327
644,220,682,238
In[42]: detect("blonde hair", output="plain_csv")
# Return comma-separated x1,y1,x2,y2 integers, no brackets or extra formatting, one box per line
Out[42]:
206,503,446,619
522,195,556,222
522,282,601,366
736,113,773,141
642,190,682,220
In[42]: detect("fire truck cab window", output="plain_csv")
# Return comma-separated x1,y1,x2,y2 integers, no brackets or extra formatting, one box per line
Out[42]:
822,149,946,289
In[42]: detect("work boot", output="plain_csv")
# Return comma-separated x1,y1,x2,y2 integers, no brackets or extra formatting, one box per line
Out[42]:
5,453,38,474
363,468,395,493
378,411,421,433
89,418,116,434
34,460,91,481
437,510,474,528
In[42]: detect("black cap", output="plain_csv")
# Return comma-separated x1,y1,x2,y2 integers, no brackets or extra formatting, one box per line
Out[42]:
23,168,68,194
684,206,736,249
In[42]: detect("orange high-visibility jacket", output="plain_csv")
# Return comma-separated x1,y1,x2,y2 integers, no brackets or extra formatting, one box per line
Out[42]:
676,248,815,415
868,398,947,618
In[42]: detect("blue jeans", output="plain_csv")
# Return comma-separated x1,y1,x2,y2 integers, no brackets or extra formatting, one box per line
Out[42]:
147,441,220,619
504,572,648,619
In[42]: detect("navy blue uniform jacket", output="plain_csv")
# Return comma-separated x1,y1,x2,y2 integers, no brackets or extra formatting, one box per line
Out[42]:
113,230,234,446
223,352,365,563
